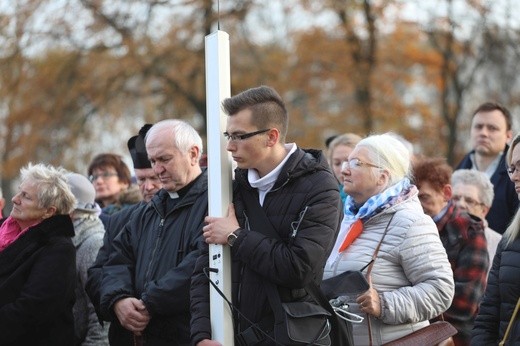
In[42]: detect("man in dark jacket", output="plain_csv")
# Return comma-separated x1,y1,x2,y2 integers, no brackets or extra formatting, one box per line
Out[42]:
98,119,207,346
191,86,342,345
86,124,162,344
456,102,518,234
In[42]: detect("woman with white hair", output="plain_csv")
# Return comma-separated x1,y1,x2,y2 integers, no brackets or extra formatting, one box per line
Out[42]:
451,169,502,269
472,133,520,345
0,163,77,346
323,133,454,345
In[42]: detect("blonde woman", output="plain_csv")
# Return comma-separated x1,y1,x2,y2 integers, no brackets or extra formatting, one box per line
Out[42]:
328,133,362,204
472,133,520,345
0,163,77,345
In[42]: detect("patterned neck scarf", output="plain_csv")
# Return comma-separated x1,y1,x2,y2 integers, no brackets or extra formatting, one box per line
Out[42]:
333,178,412,254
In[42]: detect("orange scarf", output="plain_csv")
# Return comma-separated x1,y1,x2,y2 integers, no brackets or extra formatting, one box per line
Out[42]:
338,219,364,252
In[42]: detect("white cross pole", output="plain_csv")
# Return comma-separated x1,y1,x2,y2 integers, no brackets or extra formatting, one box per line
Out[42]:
205,30,234,345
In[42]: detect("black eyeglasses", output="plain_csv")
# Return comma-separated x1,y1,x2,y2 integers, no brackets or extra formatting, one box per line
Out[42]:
223,129,270,142
507,162,520,176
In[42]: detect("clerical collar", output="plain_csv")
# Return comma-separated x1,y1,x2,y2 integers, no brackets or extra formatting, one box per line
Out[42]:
169,173,201,199
167,191,179,199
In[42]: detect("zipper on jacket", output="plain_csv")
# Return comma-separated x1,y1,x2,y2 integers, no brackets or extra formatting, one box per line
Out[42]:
290,206,309,238
145,218,165,282
236,210,250,332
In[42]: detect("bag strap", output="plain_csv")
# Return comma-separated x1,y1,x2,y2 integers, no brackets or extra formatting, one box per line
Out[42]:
366,212,395,277
239,188,295,327
500,297,520,346
240,188,279,238
365,212,395,346
240,188,338,334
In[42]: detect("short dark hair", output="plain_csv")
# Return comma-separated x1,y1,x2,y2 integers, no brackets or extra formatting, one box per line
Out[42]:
87,153,132,186
472,102,512,131
222,85,288,142
413,157,452,192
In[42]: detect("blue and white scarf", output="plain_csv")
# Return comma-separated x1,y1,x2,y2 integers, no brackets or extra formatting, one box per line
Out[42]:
328,178,412,258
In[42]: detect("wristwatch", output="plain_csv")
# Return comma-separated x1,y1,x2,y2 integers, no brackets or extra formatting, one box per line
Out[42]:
227,228,242,247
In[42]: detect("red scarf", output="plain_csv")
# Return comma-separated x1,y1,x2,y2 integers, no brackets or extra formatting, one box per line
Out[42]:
338,219,364,252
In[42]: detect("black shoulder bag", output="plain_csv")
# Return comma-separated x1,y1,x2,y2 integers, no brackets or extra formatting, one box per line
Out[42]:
238,189,353,346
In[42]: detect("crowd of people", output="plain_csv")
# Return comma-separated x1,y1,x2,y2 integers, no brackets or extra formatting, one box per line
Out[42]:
0,86,519,346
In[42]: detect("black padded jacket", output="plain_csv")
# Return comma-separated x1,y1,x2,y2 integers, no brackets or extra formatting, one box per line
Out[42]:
190,148,342,345
99,171,208,345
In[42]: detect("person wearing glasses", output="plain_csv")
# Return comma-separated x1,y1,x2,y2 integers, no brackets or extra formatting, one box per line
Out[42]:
414,157,489,345
87,153,141,216
0,163,77,345
191,85,342,346
456,102,518,234
323,134,454,345
451,169,502,273
472,132,520,345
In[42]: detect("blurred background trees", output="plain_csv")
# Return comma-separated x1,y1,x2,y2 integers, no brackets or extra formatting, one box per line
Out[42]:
1,0,520,206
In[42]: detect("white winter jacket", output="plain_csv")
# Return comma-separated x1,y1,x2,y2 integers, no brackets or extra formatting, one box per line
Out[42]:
324,189,454,345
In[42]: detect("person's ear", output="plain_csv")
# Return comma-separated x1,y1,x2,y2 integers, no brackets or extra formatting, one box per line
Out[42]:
42,206,57,219
188,145,201,165
266,128,280,147
442,184,452,202
376,169,390,187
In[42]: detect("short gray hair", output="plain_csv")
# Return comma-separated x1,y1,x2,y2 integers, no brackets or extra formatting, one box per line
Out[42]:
145,119,203,160
357,133,411,187
451,169,494,207
20,163,76,214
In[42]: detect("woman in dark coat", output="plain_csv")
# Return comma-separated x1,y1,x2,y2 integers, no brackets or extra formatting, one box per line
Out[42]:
0,163,77,346
472,133,520,345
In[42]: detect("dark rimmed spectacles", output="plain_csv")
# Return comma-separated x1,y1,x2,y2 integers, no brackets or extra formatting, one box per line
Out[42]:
507,162,520,176
341,158,381,171
223,129,270,142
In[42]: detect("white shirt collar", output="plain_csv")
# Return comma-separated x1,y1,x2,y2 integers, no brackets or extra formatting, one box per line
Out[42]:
248,143,297,205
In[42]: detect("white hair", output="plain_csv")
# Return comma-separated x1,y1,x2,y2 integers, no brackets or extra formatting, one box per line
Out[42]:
20,163,76,214
357,133,411,187
451,169,494,207
145,119,203,160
